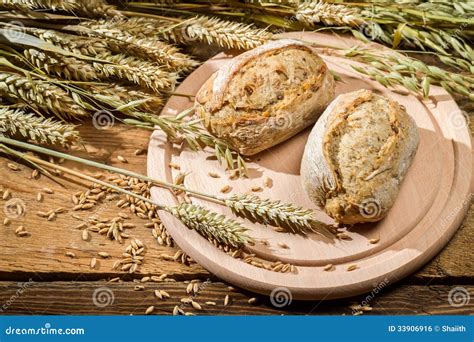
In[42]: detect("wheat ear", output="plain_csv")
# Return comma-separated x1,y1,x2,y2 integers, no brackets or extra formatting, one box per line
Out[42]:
0,0,77,10
224,194,335,237
296,1,364,27
160,16,273,50
23,48,98,81
0,71,89,120
72,0,123,18
24,47,176,92
0,107,80,147
82,83,163,114
168,203,252,248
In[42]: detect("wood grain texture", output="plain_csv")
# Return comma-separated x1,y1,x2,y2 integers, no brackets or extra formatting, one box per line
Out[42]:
0,281,471,315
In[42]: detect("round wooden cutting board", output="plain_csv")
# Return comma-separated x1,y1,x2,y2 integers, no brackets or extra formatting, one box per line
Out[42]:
148,32,473,300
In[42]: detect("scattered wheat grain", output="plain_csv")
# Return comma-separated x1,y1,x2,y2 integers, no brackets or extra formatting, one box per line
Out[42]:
347,264,358,272
145,305,154,315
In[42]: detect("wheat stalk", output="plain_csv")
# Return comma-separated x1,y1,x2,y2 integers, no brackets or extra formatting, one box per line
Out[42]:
1,136,335,238
82,83,163,113
124,109,248,175
73,0,123,18
397,26,474,71
0,70,89,120
295,1,473,70
0,107,80,147
23,46,177,92
96,53,178,92
345,46,474,100
27,28,111,57
0,0,77,10
224,194,335,237
168,203,252,248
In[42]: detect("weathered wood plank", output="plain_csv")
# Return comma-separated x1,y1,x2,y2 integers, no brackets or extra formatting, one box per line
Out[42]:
0,281,471,315
0,125,209,281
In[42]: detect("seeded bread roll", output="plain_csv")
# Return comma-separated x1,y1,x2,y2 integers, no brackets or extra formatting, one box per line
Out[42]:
195,39,335,156
301,89,419,224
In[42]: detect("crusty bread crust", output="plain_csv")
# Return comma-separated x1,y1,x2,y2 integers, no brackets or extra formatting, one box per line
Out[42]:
301,89,419,224
195,39,335,156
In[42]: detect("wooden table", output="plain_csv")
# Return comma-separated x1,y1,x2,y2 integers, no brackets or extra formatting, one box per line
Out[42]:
0,103,472,316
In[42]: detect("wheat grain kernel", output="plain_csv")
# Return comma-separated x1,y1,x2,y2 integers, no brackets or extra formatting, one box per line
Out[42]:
263,176,272,188
134,285,145,291
65,252,75,258
2,190,11,200
369,238,380,244
15,226,25,234
3,218,11,225
145,306,154,315
98,252,110,258
42,187,54,194
81,229,90,241
208,172,220,178
224,295,230,306
90,257,97,269
7,163,20,171
220,185,231,193
117,155,128,163
159,290,170,298
154,290,163,300
172,305,179,315
347,264,358,272
191,301,202,310
134,148,145,156
169,162,180,170
323,264,334,271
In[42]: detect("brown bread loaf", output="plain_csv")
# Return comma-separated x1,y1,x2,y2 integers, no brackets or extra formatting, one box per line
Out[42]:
301,89,419,224
195,39,335,156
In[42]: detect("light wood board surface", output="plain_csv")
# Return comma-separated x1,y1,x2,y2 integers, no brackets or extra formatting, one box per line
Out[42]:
148,32,473,300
